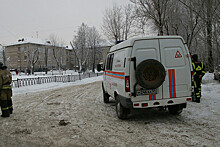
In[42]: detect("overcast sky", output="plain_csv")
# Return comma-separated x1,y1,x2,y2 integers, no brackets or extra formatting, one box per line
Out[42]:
0,0,130,45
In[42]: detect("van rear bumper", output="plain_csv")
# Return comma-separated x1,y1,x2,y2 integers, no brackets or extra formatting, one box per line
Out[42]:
133,97,190,108
118,95,191,109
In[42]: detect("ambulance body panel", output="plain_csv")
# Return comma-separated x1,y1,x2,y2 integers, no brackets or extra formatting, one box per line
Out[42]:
101,36,192,119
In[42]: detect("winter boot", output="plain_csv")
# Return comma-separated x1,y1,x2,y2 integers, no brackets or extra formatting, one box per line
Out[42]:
1,109,10,117
196,98,200,103
192,93,196,102
1,100,10,117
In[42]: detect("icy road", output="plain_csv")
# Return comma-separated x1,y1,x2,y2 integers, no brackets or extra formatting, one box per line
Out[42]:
0,74,219,146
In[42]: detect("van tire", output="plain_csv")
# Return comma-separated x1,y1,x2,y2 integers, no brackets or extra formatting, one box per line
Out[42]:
168,105,183,115
116,96,130,119
135,59,166,89
103,93,110,103
102,83,109,103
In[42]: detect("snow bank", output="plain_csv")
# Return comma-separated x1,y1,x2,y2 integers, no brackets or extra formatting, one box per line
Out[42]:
12,76,103,96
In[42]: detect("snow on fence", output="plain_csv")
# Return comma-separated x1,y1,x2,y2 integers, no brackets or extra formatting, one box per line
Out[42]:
11,72,103,88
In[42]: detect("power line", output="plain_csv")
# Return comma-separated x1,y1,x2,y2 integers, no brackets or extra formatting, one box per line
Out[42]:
0,25,75,38
0,23,18,38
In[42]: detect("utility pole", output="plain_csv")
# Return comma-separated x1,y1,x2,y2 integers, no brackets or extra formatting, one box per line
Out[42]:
36,31,38,38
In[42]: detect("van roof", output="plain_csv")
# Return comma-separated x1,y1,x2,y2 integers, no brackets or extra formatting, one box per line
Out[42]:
109,36,185,52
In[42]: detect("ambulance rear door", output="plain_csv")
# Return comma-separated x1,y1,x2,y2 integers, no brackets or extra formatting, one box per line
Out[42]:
130,39,163,101
159,38,192,99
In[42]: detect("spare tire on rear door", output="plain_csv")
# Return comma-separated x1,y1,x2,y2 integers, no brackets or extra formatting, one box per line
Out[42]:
135,59,166,89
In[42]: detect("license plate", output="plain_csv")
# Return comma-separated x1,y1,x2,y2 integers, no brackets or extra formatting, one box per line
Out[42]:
136,89,157,96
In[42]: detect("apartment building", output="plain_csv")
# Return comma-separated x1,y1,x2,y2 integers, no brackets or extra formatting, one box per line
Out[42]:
5,38,67,72
4,38,110,72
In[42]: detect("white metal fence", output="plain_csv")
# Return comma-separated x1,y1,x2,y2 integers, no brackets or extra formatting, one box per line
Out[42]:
12,72,103,88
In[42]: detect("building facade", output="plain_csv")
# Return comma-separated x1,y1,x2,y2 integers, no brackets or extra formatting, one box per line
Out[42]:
64,45,110,71
4,38,111,72
5,38,67,72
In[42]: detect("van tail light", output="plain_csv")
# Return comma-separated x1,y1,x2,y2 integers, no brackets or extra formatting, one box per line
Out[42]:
142,103,148,107
191,71,194,87
187,98,192,101
125,76,130,92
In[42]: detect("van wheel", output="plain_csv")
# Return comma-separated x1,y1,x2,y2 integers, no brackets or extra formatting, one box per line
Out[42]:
168,105,183,115
103,93,110,103
135,59,166,89
115,96,130,119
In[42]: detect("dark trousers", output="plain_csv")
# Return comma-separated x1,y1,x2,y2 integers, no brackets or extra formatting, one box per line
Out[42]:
194,77,202,103
0,89,13,116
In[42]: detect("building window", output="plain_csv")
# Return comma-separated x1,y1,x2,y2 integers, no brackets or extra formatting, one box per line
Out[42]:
24,55,27,60
18,47,21,52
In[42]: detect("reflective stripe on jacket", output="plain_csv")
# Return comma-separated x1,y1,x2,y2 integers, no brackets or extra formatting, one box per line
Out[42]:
192,61,206,76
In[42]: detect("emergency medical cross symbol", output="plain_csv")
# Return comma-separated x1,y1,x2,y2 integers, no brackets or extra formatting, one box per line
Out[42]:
175,51,182,58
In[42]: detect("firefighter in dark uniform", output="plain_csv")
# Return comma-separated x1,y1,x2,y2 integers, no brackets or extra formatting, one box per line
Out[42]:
192,54,206,103
0,63,13,117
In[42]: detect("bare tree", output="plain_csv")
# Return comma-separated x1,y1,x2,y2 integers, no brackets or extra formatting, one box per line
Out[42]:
24,45,39,74
102,4,124,44
123,4,135,40
44,47,49,74
179,0,220,72
0,45,6,65
87,27,102,72
102,4,134,44
164,0,204,51
71,23,90,72
213,4,220,67
49,34,66,72
131,0,172,36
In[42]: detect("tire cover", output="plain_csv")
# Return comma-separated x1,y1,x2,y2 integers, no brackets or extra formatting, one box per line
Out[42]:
135,59,166,89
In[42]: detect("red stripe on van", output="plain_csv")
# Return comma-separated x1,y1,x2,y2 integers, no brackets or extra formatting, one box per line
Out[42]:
105,73,125,80
168,69,172,98
105,71,125,75
172,69,176,98
153,95,156,100
149,95,156,100
168,69,177,98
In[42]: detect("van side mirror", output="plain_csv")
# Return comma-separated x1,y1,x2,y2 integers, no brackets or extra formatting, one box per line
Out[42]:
97,64,103,72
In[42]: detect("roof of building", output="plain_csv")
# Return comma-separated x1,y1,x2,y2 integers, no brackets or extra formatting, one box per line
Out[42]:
65,45,73,50
5,37,62,47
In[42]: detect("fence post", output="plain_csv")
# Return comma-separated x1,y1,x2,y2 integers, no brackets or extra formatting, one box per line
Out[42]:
17,79,19,88
79,73,81,80
55,76,57,82
37,77,40,84
68,75,70,82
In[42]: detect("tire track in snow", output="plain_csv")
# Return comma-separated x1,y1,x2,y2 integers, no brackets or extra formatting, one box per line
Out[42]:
2,81,219,146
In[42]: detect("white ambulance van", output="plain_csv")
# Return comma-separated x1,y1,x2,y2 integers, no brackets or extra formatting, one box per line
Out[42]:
98,36,193,119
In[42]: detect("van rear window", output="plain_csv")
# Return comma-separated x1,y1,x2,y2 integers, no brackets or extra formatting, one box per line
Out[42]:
106,54,114,70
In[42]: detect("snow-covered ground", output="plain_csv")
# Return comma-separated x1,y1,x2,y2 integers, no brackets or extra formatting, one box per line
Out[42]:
12,76,103,96
11,70,87,80
0,73,219,146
